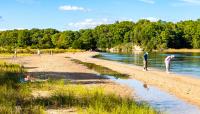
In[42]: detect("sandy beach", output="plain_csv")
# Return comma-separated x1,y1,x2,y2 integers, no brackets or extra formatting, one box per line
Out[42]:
66,52,200,108
2,51,200,109
2,53,135,113
2,53,133,97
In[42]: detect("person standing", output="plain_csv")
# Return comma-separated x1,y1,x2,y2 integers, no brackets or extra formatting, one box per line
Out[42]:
14,49,17,58
143,52,148,71
37,49,40,56
165,55,174,73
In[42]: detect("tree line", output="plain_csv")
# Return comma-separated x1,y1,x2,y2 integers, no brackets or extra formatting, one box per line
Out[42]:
0,19,200,51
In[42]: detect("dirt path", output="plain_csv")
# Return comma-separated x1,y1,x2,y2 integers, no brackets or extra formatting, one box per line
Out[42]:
66,52,200,108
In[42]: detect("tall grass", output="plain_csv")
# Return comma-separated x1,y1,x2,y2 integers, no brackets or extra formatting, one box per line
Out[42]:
28,80,159,114
163,48,200,53
0,61,45,113
0,61,159,114
0,53,32,58
0,47,84,54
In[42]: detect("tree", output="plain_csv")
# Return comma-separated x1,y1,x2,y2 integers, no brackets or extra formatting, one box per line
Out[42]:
17,30,31,47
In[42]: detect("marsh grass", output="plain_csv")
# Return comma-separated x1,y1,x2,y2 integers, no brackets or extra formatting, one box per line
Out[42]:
163,49,200,53
0,62,24,72
0,47,84,54
0,61,158,114
27,80,158,114
0,61,45,113
71,59,129,79
0,53,32,58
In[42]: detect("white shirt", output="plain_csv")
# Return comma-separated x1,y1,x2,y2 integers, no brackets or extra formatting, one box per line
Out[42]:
165,56,171,63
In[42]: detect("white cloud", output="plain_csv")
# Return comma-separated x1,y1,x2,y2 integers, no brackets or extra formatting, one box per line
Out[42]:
16,0,39,4
172,0,200,6
0,28,26,31
139,0,155,4
0,29,7,31
180,0,200,4
15,28,26,30
59,5,89,12
143,17,159,22
68,18,112,30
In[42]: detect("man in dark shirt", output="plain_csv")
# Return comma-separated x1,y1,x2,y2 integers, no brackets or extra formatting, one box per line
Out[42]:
143,52,148,71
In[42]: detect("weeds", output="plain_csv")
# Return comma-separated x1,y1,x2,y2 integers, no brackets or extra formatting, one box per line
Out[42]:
0,47,84,54
0,61,158,114
28,80,158,114
71,59,129,79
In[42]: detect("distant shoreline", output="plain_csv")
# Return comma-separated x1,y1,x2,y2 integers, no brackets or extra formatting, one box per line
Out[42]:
162,49,200,53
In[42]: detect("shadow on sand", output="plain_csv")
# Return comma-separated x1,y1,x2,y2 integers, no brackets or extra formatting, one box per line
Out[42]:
28,71,108,85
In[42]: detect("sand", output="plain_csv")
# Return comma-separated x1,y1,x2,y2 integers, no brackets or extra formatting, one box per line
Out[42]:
2,53,134,114
3,51,200,109
66,52,200,108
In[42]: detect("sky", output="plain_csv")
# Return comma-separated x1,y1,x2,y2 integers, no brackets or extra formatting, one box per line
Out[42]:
0,0,200,31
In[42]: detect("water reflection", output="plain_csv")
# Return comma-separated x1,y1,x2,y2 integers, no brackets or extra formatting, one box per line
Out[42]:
105,75,200,114
99,52,200,77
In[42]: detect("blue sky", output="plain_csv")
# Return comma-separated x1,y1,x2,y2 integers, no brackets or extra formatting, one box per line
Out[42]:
0,0,200,31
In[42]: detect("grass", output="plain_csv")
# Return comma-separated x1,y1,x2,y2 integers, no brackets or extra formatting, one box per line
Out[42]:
0,53,32,58
0,61,45,113
0,47,85,54
71,59,129,79
0,48,85,58
0,61,159,114
28,80,158,114
163,48,200,53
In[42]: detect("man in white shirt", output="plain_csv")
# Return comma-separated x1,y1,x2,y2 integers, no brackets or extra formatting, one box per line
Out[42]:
165,55,174,73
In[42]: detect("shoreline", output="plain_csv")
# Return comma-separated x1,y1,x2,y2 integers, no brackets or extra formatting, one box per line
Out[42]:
66,52,200,108
96,53,200,78
162,49,200,53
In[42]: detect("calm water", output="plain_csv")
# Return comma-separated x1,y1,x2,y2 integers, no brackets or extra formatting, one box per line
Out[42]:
105,75,200,114
99,52,200,77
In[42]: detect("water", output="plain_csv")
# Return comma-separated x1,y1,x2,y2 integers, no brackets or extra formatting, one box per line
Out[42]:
98,52,200,77
105,75,200,114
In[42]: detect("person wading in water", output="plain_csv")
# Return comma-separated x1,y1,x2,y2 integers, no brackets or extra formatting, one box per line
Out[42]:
143,52,148,71
165,55,175,73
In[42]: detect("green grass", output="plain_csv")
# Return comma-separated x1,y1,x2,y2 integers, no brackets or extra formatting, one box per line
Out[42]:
0,48,84,58
0,61,159,114
71,59,129,79
0,47,85,54
0,53,32,58
0,61,45,113
27,80,158,114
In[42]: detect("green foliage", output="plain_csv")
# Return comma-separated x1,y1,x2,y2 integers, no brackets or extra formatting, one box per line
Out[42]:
0,48,84,54
0,19,200,51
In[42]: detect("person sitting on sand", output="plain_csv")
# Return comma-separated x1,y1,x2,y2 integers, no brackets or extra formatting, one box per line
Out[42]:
143,52,148,71
165,55,175,73
24,75,31,81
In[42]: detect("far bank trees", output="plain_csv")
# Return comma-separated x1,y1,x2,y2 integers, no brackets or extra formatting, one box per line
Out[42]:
0,19,200,51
